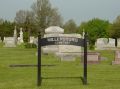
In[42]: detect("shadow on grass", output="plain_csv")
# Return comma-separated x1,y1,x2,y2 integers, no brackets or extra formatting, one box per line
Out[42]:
9,64,56,67
42,76,82,79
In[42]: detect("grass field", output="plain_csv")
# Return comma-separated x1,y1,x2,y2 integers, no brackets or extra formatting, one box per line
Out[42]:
0,47,120,89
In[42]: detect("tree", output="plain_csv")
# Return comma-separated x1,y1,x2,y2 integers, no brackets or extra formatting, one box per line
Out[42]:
63,19,77,33
15,10,37,42
108,16,120,46
0,20,14,40
31,0,63,36
77,18,110,47
108,16,120,38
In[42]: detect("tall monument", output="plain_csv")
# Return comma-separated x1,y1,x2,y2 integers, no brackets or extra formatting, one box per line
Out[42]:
14,26,17,44
20,28,24,43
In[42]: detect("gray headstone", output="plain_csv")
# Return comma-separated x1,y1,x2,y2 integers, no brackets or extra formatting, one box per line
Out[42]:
112,50,120,65
81,52,100,64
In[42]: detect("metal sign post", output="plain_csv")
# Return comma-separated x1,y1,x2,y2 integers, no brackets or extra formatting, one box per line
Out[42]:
37,32,42,86
37,33,88,86
83,33,87,85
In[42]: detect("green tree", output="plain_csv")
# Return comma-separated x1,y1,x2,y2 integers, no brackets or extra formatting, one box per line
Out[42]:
108,16,120,38
63,19,77,33
77,18,110,47
0,20,14,40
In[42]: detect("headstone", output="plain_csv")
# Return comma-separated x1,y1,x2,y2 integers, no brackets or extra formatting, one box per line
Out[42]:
42,26,83,61
107,38,115,47
30,36,35,43
117,39,120,47
4,37,16,47
112,50,120,65
95,38,108,50
95,38,116,50
42,26,64,54
33,37,38,46
55,34,82,61
81,52,100,63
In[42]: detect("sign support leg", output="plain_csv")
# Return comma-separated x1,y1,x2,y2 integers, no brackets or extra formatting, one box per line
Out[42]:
83,33,87,85
37,33,41,86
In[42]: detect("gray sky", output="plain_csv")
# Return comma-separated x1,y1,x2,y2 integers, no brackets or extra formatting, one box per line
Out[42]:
0,0,120,25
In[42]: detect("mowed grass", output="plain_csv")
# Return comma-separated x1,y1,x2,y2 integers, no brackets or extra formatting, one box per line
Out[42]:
0,48,120,89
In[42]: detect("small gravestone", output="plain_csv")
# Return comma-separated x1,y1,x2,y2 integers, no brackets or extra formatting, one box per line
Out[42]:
30,36,35,43
95,38,108,50
117,39,120,47
112,50,120,65
4,37,16,47
81,52,100,63
60,55,75,61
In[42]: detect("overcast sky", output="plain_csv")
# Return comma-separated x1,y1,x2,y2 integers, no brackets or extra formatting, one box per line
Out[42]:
0,0,120,25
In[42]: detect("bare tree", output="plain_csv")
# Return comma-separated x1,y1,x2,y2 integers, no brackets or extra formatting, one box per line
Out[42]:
31,0,63,35
14,10,34,25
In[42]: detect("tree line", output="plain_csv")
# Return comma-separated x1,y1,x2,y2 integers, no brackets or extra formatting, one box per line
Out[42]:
0,0,120,47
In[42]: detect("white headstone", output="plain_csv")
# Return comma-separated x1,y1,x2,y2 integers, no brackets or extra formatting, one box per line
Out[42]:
95,38,108,50
117,39,120,47
95,38,115,50
107,38,115,47
4,37,16,47
30,36,35,43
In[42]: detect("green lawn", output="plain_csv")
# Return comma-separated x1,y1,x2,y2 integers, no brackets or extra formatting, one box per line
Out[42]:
0,48,120,89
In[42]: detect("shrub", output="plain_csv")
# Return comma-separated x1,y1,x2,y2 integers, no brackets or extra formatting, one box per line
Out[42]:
24,43,37,48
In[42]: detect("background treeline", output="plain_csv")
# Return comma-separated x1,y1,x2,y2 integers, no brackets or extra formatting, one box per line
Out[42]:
0,0,120,47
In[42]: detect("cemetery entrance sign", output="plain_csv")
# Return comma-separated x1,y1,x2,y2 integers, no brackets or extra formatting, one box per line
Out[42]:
37,33,88,86
41,37,84,46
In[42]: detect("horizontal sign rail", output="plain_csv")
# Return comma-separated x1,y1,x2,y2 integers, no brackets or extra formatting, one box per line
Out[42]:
40,37,84,47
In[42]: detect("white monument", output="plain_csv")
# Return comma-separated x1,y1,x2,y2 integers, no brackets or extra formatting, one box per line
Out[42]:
14,26,17,44
17,28,24,44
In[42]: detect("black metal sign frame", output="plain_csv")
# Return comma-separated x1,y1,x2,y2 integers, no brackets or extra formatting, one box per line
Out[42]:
37,33,87,86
